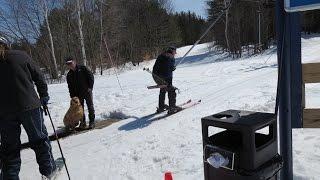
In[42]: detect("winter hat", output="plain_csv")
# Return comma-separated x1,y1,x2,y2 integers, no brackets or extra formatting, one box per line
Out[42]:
64,56,74,64
166,46,177,53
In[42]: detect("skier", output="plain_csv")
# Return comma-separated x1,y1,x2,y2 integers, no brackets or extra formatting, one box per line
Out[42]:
65,57,96,129
152,46,182,114
0,36,57,179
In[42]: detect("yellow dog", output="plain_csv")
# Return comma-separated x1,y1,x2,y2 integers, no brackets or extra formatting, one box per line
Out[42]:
63,97,83,130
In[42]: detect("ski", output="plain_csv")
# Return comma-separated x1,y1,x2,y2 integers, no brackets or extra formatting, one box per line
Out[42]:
150,99,200,121
179,99,193,107
141,99,201,121
137,99,193,121
156,99,192,114
183,99,201,108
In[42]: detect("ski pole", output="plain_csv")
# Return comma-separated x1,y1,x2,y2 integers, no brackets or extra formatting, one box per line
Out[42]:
44,105,71,180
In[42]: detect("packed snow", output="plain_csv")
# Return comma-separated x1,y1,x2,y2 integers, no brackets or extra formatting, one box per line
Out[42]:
20,35,320,180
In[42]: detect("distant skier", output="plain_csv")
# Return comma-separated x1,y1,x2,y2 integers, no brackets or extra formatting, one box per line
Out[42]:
0,36,57,179
152,46,182,114
65,57,96,129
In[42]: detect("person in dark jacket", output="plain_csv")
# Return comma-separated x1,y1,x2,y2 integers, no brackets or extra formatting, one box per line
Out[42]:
0,36,56,179
65,57,95,129
152,46,182,114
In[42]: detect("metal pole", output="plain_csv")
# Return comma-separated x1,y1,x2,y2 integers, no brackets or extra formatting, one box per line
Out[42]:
288,15,302,129
45,106,71,180
258,10,261,47
276,0,302,179
99,1,103,75
175,9,227,67
276,1,290,180
102,36,124,93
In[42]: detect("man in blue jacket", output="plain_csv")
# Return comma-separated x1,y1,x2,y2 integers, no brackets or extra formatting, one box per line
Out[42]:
0,36,56,179
152,46,182,114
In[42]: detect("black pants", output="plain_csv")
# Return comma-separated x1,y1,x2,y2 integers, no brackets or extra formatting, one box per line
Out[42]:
79,91,95,124
0,108,56,179
152,74,177,109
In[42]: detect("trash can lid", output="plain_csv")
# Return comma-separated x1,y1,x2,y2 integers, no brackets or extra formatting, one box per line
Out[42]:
202,110,276,129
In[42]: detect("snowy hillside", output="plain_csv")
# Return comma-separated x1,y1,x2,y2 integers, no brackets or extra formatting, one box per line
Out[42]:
20,35,320,180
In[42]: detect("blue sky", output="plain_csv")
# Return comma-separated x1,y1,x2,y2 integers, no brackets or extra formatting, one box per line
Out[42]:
172,0,208,18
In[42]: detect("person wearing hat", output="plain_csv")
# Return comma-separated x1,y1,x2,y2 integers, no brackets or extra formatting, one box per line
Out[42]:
0,36,57,179
65,57,95,129
152,46,182,114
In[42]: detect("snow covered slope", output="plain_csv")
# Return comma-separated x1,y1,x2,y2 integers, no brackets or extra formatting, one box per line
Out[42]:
20,35,320,180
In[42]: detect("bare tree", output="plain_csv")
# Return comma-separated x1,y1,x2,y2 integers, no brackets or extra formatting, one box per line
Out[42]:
39,0,59,78
224,0,230,51
76,0,87,66
98,0,104,75
0,0,59,78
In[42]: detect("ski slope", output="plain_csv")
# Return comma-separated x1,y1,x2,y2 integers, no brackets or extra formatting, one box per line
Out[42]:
20,35,320,180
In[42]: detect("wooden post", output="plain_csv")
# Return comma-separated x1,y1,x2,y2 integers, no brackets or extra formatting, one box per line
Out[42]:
302,63,320,128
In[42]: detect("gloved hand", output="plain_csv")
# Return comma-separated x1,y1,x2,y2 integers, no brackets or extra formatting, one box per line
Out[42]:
40,96,50,107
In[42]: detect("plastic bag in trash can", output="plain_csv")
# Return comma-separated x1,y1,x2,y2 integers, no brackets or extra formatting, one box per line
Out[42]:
207,152,229,168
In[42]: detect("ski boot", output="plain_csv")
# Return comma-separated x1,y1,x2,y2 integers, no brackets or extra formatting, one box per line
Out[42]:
41,158,65,180
168,106,183,115
156,104,169,113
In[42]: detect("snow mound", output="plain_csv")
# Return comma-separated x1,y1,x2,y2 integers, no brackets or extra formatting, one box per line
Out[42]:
102,110,132,120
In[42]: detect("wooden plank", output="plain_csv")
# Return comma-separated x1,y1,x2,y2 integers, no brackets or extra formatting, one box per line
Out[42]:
147,84,167,89
303,108,320,128
302,63,320,83
20,119,120,150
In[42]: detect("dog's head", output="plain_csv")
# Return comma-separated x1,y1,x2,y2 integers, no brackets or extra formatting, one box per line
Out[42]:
70,97,81,107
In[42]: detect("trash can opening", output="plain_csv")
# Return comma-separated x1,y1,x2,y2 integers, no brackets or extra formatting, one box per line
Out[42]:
209,129,243,151
255,124,274,150
212,114,233,119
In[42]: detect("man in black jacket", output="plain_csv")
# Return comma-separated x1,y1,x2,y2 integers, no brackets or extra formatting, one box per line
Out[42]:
152,46,182,114
0,36,56,179
65,57,95,129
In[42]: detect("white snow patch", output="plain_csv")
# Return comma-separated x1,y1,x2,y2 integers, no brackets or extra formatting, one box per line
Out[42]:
19,35,320,180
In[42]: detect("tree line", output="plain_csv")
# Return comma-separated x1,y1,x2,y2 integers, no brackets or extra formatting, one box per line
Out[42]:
1,0,319,80
206,0,320,57
0,0,206,80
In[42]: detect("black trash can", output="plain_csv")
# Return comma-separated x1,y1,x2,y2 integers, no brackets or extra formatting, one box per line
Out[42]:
201,110,283,180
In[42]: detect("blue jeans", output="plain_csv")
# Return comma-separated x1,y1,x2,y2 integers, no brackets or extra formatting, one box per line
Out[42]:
0,108,56,180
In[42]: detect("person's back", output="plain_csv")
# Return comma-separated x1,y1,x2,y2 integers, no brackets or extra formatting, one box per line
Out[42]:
0,50,47,116
0,38,56,180
152,52,175,79
151,46,182,114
